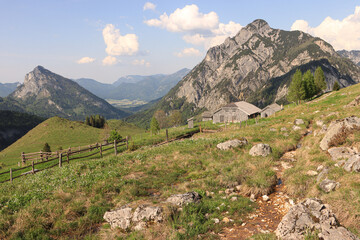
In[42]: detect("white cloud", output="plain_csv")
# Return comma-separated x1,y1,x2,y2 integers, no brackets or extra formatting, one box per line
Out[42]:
144,4,218,32
132,59,150,67
77,57,95,64
102,56,118,66
103,24,139,56
291,6,360,50
143,2,156,11
174,48,201,57
144,5,242,49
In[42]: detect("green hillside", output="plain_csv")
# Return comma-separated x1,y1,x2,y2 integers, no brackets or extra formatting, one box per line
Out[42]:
0,84,360,239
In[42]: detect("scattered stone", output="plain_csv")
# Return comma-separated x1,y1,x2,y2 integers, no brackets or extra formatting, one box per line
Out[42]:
249,143,272,157
316,120,324,127
292,125,301,131
250,194,256,202
218,190,224,195
328,147,355,161
166,192,202,206
262,195,270,201
235,185,241,191
216,138,248,150
269,128,276,132
306,170,318,176
343,154,360,172
213,218,220,224
103,204,163,230
319,179,339,193
345,95,360,108
275,198,358,240
222,217,230,223
281,161,293,170
281,151,296,162
281,127,287,132
320,116,360,151
294,119,305,125
230,196,237,201
225,188,234,195
241,222,246,226
316,167,330,183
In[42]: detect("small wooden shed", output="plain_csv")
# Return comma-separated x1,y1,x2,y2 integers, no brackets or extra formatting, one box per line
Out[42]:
261,103,282,118
202,111,213,121
212,101,261,123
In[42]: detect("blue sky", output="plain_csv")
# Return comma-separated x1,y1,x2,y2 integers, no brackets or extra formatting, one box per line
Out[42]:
0,0,359,83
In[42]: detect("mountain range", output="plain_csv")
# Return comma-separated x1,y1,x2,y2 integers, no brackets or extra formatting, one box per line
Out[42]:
0,66,128,120
74,68,190,102
127,19,360,127
0,82,19,97
337,50,360,66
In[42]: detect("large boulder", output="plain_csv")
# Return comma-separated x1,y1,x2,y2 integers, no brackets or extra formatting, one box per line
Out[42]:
320,116,360,151
294,119,305,125
166,192,202,206
343,154,360,172
216,138,248,150
103,204,163,230
328,147,355,161
319,179,339,193
275,198,359,240
249,143,272,157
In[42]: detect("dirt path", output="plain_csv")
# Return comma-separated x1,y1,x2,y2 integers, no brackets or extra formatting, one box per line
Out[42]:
218,161,294,239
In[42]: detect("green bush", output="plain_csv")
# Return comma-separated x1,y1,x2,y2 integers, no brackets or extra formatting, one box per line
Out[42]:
107,130,122,143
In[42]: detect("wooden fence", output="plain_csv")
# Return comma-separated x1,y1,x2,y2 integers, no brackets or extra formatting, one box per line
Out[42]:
0,138,128,184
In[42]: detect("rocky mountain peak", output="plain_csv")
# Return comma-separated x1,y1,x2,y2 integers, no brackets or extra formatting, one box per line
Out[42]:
245,19,270,31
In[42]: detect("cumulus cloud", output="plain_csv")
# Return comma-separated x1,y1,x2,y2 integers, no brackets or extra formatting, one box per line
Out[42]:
77,57,95,64
144,5,242,49
143,2,156,11
103,24,139,56
102,56,118,66
132,59,150,67
291,6,360,50
174,48,201,57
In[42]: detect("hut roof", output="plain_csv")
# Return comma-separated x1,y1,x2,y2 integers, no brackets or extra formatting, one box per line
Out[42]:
202,111,213,118
262,103,282,112
233,101,261,115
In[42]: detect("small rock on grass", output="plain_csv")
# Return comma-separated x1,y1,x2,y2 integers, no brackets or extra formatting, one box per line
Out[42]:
319,179,339,193
306,170,318,176
262,195,270,201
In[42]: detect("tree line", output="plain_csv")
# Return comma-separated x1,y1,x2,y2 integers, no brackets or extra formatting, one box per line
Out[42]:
287,67,328,104
84,115,106,128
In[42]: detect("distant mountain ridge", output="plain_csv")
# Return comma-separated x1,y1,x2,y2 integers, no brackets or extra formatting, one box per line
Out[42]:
2,66,129,120
74,68,190,102
337,50,360,66
0,82,19,97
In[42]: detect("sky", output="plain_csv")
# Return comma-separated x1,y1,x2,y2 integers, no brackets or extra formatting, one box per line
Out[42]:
0,0,359,84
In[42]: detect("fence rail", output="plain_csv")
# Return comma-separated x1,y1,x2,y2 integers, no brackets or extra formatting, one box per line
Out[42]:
0,127,205,184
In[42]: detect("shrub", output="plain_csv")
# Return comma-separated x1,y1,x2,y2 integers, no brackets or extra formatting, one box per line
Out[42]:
333,81,340,91
108,130,122,143
42,143,51,153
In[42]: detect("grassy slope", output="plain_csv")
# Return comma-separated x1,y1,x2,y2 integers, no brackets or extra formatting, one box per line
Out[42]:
0,84,359,239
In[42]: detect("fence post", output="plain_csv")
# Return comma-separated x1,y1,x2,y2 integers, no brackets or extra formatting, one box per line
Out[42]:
67,147,70,164
32,161,34,174
166,129,169,142
40,150,43,162
10,168,12,183
100,143,103,158
89,145,91,152
59,153,62,168
21,152,25,166
199,124,202,133
126,136,129,150
114,140,117,156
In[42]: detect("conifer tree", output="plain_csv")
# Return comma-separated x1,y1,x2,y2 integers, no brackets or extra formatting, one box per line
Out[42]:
150,116,160,135
85,116,90,126
287,69,304,104
314,67,326,94
302,70,316,99
333,81,340,91
42,143,51,152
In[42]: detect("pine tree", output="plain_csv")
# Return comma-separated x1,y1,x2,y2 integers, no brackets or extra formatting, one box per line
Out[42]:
42,143,51,152
314,67,326,94
287,69,304,104
85,116,90,126
150,116,160,135
108,130,122,142
333,81,340,91
303,70,316,99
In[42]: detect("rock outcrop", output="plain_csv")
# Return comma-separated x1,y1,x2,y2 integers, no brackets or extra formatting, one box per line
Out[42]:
249,143,272,157
216,138,248,150
320,116,360,150
166,192,202,206
343,154,360,172
319,179,339,192
275,198,359,240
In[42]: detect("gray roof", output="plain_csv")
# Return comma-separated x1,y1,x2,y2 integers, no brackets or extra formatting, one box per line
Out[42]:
262,103,282,112
233,101,261,115
202,111,213,118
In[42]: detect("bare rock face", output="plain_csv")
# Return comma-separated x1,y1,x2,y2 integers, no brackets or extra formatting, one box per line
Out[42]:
249,143,272,157
166,192,202,206
103,205,163,230
319,179,339,193
320,116,360,151
328,147,356,161
343,154,360,172
275,198,359,240
216,138,248,150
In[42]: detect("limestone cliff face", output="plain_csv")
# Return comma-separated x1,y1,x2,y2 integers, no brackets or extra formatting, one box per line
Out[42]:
9,66,128,120
337,50,360,66
165,19,360,111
